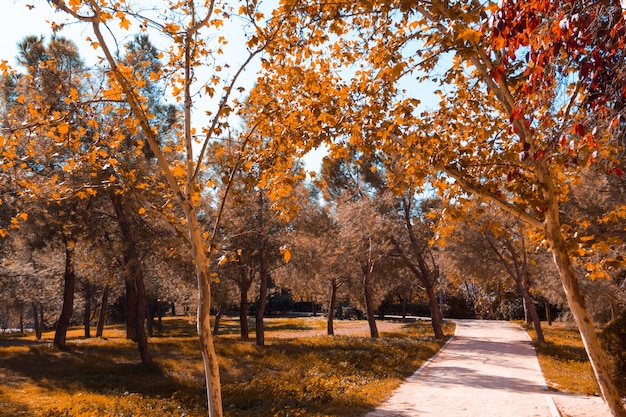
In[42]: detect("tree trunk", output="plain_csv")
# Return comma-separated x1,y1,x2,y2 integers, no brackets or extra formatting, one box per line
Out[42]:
213,305,222,336
542,177,626,417
515,279,544,344
327,279,338,336
255,192,268,347
399,199,444,338
83,281,91,338
54,233,76,349
363,269,379,338
187,213,222,417
425,282,445,339
545,302,552,326
111,193,152,364
19,310,24,334
146,298,155,337
96,284,109,338
32,302,42,340
522,297,530,324
401,296,407,320
39,304,44,337
124,273,138,341
255,266,268,346
239,282,250,339
157,301,163,333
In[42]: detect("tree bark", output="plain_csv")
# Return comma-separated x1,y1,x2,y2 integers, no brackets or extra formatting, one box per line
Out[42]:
111,193,152,364
363,267,379,338
327,279,338,336
32,302,42,340
96,284,109,338
425,282,445,338
544,204,626,417
213,305,222,336
255,192,268,347
239,284,250,340
124,271,138,341
146,298,155,337
400,199,444,338
545,302,552,326
54,233,76,349
516,280,545,343
83,281,91,338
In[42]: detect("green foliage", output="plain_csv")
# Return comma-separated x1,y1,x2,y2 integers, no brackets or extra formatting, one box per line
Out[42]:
0,317,453,417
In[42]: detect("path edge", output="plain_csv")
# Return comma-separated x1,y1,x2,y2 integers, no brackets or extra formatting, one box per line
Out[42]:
405,319,459,383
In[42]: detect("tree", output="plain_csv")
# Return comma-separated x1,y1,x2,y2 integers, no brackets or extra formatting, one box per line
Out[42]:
390,192,445,338
448,204,547,342
278,183,350,335
248,1,626,413
43,2,302,413
0,35,91,349
335,194,393,338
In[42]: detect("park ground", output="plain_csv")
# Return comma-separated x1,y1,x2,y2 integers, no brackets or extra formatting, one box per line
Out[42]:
0,316,613,416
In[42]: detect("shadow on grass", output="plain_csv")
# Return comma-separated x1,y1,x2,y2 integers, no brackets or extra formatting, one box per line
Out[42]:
0,340,197,397
0,319,451,417
535,341,590,362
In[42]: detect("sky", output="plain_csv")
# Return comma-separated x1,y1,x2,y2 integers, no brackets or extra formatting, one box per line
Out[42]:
2,1,93,64
0,1,445,173
1,0,328,171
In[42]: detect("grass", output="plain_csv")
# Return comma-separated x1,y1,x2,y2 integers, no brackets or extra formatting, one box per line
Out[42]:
0,316,454,417
525,321,601,396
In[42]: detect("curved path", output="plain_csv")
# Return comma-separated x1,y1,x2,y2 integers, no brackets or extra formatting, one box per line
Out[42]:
365,320,609,417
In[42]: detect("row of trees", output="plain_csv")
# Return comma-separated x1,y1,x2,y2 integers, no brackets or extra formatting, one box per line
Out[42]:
1,1,625,416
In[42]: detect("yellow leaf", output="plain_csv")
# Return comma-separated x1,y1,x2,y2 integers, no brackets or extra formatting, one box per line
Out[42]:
18,213,28,221
280,245,292,263
58,123,70,134
457,28,483,44
0,229,7,238
119,17,131,30
283,248,292,263
138,208,146,215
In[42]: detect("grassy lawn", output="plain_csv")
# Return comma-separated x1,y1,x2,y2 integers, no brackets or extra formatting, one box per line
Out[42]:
525,322,601,396
0,316,454,417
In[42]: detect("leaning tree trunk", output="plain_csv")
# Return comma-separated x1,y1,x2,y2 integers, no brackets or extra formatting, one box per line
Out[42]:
111,193,152,364
425,282,445,339
515,279,544,344
541,171,626,417
96,284,110,338
401,200,445,339
327,279,338,336
54,233,76,349
418,258,445,339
